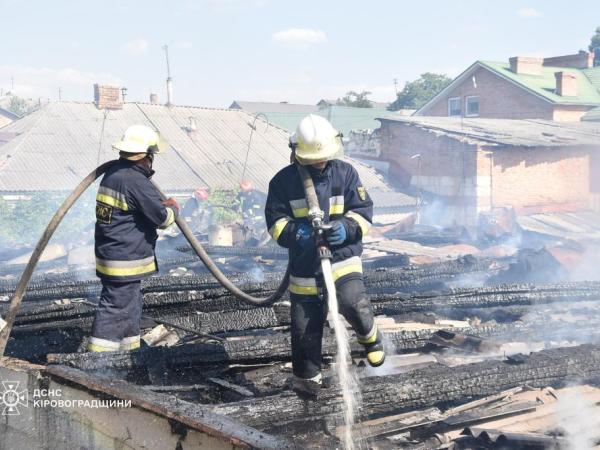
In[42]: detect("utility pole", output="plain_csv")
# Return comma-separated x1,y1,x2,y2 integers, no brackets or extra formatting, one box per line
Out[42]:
58,87,62,101
162,44,173,106
393,78,398,96
11,76,14,92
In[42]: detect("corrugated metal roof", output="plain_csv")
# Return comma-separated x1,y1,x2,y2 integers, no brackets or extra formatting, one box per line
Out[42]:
582,106,600,121
378,116,600,148
518,211,600,240
0,101,415,205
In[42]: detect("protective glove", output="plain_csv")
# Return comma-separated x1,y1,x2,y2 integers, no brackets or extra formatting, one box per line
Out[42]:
326,221,347,246
162,197,180,212
295,223,314,250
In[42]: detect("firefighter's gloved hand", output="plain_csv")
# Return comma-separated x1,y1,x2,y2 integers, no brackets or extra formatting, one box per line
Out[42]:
326,221,347,246
162,197,180,212
295,223,314,250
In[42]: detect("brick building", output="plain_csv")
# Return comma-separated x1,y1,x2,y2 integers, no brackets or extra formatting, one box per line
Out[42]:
377,116,600,230
416,51,600,122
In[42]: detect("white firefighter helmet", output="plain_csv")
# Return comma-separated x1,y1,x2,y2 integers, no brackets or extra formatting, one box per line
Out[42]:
112,125,169,155
292,114,342,165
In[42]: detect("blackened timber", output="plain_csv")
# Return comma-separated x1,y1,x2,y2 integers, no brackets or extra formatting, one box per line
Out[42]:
44,321,516,372
212,344,600,429
0,256,498,302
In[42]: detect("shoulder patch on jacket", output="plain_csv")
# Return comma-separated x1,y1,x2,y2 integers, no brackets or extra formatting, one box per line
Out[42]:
96,202,113,224
357,186,367,201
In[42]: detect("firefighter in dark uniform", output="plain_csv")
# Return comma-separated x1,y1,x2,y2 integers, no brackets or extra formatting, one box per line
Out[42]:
89,125,180,352
182,187,213,235
236,179,268,246
265,115,385,395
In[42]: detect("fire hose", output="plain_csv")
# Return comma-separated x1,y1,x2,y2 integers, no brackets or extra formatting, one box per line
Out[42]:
0,159,289,357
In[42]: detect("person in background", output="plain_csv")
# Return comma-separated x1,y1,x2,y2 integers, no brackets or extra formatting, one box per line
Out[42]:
236,179,269,246
182,187,213,236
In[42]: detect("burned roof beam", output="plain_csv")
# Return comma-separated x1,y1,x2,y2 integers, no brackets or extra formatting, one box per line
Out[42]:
212,344,600,429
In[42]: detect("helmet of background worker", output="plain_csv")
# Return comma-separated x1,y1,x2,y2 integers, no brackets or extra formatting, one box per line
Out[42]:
291,114,343,166
239,179,253,192
193,187,209,201
112,125,169,160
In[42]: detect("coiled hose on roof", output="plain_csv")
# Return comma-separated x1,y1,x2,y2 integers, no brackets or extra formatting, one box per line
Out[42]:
0,159,289,356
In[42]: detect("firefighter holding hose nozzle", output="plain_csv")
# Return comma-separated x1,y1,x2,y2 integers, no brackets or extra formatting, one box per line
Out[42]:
265,115,385,396
89,125,180,352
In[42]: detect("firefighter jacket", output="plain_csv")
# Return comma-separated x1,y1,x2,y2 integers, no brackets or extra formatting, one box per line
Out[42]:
95,159,178,282
265,159,373,296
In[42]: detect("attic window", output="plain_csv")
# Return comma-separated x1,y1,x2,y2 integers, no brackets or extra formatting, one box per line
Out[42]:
465,96,480,117
448,97,461,117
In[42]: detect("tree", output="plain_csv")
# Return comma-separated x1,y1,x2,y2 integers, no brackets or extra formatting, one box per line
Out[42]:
336,90,373,108
589,26,600,67
388,73,453,111
7,96,33,117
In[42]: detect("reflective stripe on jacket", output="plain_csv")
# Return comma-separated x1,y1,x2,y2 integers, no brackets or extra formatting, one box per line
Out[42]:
94,159,178,282
265,159,373,285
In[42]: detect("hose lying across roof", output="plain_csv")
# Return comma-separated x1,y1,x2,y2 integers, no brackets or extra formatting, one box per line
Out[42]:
0,159,289,357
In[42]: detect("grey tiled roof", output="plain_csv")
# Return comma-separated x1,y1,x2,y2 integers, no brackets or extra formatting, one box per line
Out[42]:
0,101,413,208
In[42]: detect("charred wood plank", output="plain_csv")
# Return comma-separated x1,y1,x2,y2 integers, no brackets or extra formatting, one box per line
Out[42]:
212,344,600,429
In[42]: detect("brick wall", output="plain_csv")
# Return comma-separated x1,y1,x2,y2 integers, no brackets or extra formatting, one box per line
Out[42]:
484,146,591,214
552,105,590,121
379,120,595,228
424,67,555,120
379,121,479,227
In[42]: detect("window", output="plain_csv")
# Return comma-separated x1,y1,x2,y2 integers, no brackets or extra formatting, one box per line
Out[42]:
448,97,461,116
466,96,480,117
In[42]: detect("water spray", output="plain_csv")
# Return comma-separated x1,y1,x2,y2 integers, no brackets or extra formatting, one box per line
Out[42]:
297,164,362,450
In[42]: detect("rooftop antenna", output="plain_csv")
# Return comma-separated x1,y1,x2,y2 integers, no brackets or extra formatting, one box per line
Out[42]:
162,44,173,106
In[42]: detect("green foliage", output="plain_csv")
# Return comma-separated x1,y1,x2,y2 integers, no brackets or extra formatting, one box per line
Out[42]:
0,190,96,247
7,96,34,117
336,91,373,108
208,189,240,224
589,26,600,67
388,73,453,111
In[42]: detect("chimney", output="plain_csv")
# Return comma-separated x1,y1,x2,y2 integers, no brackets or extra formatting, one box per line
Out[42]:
94,84,123,110
150,93,159,104
543,51,593,69
555,71,578,97
166,77,173,106
509,56,543,75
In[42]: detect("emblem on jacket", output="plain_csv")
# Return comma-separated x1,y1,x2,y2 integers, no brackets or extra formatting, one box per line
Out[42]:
357,186,367,201
96,202,113,224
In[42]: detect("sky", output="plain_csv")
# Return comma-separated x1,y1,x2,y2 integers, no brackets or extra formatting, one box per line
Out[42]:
1,0,599,108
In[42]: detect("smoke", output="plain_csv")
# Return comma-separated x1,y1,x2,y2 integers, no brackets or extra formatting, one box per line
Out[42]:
249,266,266,283
568,243,600,282
554,385,600,450
418,199,456,229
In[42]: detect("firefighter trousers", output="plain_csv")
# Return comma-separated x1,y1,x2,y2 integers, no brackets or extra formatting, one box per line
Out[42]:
89,280,143,352
290,276,376,379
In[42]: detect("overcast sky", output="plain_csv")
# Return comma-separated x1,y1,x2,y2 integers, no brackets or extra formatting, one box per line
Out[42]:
2,0,599,107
